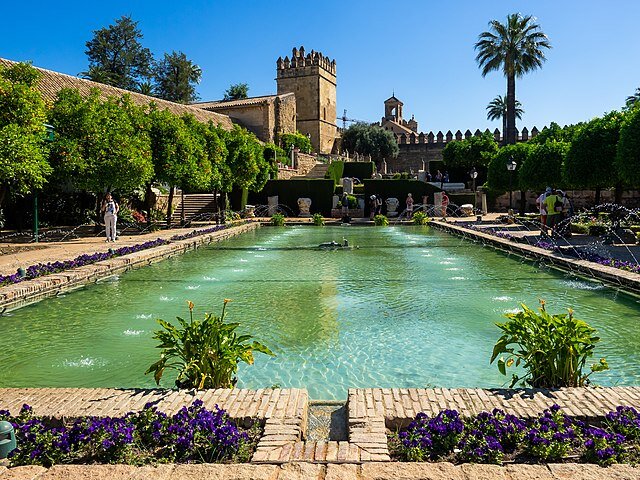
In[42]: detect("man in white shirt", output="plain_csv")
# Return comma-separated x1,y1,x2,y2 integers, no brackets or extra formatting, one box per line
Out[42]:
536,186,552,234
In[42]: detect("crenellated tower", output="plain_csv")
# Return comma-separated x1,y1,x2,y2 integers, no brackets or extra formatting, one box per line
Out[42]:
276,46,337,153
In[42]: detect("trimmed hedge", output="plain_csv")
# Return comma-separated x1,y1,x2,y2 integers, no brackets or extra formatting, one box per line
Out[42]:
343,162,375,180
363,180,441,216
325,161,345,186
249,179,335,216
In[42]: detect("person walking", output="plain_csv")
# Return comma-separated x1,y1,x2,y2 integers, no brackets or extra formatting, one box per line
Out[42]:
440,191,450,219
375,195,383,215
369,195,377,219
405,193,414,218
536,187,551,233
543,188,562,236
101,192,119,242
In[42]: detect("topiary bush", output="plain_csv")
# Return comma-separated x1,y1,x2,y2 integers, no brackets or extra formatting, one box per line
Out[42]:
374,214,389,226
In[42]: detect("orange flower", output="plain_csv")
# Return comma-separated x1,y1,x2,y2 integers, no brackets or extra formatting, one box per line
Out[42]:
224,298,232,304
187,300,194,312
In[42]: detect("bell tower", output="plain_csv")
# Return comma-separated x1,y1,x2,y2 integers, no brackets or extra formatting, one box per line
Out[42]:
276,46,337,153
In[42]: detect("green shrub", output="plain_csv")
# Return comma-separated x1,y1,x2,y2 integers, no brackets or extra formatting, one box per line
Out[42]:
374,214,389,226
491,301,608,388
270,213,285,226
412,211,429,225
146,301,274,389
570,222,590,234
347,195,358,209
325,161,344,185
312,213,324,226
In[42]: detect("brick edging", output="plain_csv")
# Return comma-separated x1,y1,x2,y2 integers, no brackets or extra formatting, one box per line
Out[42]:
429,220,640,294
0,222,260,311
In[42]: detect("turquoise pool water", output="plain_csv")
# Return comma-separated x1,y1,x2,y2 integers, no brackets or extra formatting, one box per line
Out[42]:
1,226,639,399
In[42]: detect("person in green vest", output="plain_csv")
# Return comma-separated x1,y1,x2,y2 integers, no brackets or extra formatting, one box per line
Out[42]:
543,188,562,234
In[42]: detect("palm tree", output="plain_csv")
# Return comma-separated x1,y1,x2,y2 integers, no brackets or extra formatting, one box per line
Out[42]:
475,14,551,145
486,94,524,143
626,87,640,109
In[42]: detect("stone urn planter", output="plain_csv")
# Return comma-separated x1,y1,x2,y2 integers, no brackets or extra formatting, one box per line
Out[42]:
386,198,399,217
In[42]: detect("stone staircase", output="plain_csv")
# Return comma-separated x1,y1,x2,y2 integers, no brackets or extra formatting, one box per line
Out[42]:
171,193,218,223
299,162,329,179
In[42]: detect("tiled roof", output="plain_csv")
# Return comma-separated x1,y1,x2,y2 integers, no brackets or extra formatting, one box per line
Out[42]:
194,93,294,110
0,58,234,129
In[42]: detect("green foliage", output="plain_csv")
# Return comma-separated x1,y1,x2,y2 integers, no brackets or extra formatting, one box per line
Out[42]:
392,172,411,179
412,211,429,225
346,195,358,209
223,125,266,192
82,15,153,91
373,214,389,226
0,63,51,203
343,161,376,180
517,141,568,191
625,87,640,110
341,122,399,163
280,132,313,154
223,83,249,101
311,213,324,226
153,51,202,104
529,122,582,145
486,143,531,192
616,105,640,186
563,112,624,189
442,132,498,169
475,13,551,144
146,301,274,389
49,89,154,195
325,161,344,185
270,213,285,226
491,301,609,388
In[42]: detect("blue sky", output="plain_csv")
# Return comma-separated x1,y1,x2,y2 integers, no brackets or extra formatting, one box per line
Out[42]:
2,0,638,134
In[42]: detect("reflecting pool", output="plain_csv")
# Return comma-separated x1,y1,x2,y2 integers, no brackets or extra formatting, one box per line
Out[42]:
2,226,639,399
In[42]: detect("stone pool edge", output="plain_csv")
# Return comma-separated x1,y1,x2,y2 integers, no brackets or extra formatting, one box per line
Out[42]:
0,222,260,311
429,220,640,294
3,387,640,479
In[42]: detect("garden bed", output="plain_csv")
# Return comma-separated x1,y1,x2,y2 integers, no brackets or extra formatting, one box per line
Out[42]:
388,405,640,467
0,401,261,467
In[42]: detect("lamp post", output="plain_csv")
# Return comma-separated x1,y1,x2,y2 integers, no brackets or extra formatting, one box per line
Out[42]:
470,167,478,192
506,157,517,213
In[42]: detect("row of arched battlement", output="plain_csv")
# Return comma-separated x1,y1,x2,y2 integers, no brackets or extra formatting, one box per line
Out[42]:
395,127,540,145
276,45,337,74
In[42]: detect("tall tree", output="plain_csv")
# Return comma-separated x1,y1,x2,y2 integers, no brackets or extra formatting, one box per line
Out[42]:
615,105,640,188
340,122,398,166
486,94,524,143
475,14,551,145
563,112,624,205
625,87,640,110
0,63,52,207
223,83,249,101
83,15,153,91
154,51,202,103
49,89,154,221
518,142,568,193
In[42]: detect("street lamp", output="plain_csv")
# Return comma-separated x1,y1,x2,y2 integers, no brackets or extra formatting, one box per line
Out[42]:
506,157,517,213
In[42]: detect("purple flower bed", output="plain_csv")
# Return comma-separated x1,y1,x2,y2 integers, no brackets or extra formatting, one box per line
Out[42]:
534,240,640,274
0,239,169,288
0,400,259,466
390,405,640,466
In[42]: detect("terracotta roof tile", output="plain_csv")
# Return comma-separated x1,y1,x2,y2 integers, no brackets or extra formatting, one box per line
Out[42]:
0,57,234,130
194,93,294,110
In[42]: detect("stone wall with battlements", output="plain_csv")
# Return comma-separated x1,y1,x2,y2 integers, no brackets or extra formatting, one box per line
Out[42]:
277,46,337,154
390,127,541,173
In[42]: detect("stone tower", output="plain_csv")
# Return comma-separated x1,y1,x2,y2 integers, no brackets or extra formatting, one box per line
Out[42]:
276,46,337,153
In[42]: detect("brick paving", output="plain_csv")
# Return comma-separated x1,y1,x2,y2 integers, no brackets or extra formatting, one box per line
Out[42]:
3,463,640,479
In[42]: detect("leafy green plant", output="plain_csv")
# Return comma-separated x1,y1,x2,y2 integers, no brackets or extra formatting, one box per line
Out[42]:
346,194,358,209
270,213,285,226
374,214,389,226
312,213,324,226
412,211,429,225
491,301,609,388
146,300,275,389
